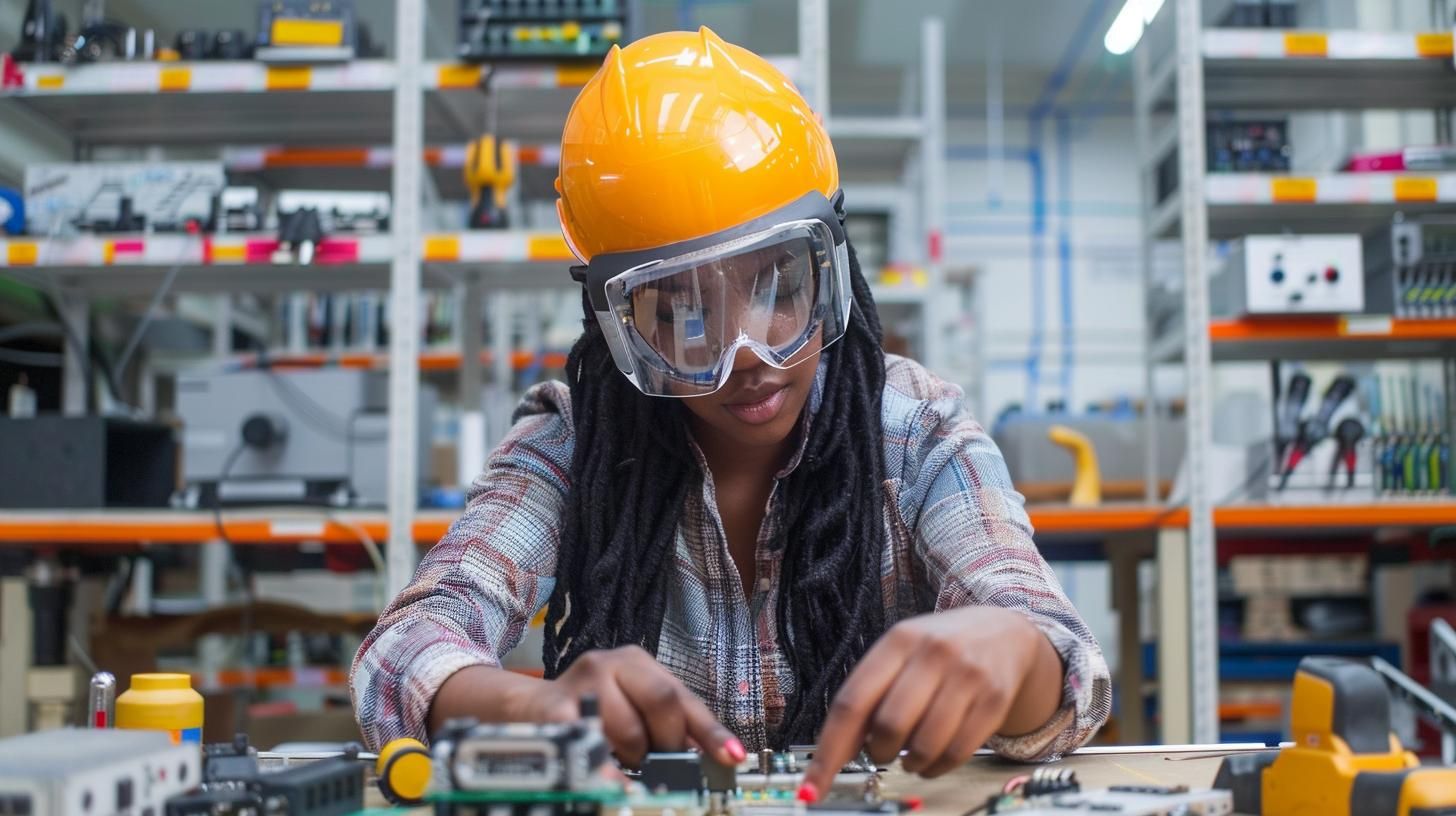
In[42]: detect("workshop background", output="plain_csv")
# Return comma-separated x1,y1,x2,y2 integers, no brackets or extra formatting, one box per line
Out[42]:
0,0,1453,753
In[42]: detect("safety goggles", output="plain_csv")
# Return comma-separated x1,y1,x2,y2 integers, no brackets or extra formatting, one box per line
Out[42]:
571,191,850,398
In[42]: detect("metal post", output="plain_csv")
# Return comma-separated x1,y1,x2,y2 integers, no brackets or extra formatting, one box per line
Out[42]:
921,17,947,373
198,541,229,676
458,273,487,488
60,294,89,416
1174,0,1220,745
1134,40,1162,505
797,0,829,117
386,0,426,598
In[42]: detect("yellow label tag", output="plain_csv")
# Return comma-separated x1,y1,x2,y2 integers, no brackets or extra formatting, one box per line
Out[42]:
1416,32,1454,58
271,19,344,47
1394,177,1438,202
210,244,247,263
265,66,312,91
159,67,192,92
1271,178,1318,203
422,236,461,262
1283,32,1329,58
36,75,65,90
6,243,38,266
102,241,116,265
527,234,572,260
555,65,600,87
436,64,484,89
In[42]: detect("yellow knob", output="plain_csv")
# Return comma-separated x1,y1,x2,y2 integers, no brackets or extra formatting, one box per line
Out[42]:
376,738,431,805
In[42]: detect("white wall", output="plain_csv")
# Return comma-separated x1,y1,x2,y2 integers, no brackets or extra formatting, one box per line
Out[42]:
944,113,1147,421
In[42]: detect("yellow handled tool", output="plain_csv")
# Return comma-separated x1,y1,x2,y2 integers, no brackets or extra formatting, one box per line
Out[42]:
1047,425,1102,507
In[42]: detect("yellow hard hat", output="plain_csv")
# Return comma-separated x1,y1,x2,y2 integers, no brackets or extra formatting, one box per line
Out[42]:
555,26,839,263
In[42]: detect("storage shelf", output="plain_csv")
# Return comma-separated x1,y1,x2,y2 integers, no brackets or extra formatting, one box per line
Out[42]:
1154,172,1456,238
1184,29,1456,111
244,348,570,372
3,60,592,145
1156,316,1456,362
0,230,574,295
1025,504,1168,536
1156,502,1456,531
0,509,457,547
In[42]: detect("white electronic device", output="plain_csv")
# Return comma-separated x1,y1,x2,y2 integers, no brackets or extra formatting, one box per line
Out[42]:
1212,234,1366,316
0,729,200,816
24,162,225,236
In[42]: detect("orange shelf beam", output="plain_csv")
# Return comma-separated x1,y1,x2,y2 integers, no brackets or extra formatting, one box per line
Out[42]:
1026,505,1168,535
250,350,569,372
1209,317,1456,343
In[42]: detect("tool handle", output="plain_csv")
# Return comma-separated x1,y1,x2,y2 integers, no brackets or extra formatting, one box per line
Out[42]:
1314,375,1358,426
1278,373,1312,442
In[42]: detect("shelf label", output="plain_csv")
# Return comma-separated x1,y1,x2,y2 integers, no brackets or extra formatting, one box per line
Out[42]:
210,243,247,264
1283,32,1329,58
423,235,461,262
1416,32,1454,58
555,65,600,87
5,242,38,266
270,519,326,538
1271,178,1317,203
436,64,484,89
1394,177,1438,202
527,234,572,260
265,66,312,91
1342,316,1392,336
35,74,64,90
159,67,192,92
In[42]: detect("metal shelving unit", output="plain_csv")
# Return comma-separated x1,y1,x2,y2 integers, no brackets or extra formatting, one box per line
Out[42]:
1135,3,1456,744
0,4,946,603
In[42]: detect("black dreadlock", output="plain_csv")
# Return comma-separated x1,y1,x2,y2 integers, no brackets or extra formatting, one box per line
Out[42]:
543,242,888,746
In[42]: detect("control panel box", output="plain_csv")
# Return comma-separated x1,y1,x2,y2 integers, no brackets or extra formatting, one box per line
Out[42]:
1212,234,1365,316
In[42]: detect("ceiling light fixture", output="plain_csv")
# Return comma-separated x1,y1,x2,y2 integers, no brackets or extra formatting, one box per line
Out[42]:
1104,0,1168,55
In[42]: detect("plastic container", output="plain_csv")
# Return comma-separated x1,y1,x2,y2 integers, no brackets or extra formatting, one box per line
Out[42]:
115,673,204,744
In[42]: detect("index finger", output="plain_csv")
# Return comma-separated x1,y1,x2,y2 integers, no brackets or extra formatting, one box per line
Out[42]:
614,651,746,768
801,636,912,798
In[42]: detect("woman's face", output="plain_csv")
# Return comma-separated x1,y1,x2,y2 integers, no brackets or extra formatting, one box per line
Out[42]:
676,326,823,455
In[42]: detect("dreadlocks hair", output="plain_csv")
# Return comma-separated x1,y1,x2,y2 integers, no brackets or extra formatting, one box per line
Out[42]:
543,241,889,747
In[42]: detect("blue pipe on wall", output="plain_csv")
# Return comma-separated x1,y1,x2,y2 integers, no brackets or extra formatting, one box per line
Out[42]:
1056,111,1076,407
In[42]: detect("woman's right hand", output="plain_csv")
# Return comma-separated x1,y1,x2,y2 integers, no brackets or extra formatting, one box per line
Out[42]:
433,646,746,769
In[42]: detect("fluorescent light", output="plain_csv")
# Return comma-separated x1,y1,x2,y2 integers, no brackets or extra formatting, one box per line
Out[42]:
1104,0,1167,55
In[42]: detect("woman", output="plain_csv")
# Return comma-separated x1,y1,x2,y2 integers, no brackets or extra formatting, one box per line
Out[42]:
351,27,1110,795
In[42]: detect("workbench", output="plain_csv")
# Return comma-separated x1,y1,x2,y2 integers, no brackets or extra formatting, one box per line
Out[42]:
350,745,1240,815
882,747,1231,815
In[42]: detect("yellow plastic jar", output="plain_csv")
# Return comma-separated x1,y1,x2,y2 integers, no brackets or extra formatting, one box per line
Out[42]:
115,673,204,744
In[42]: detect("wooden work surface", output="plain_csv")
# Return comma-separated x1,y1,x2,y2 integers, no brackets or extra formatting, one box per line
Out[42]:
882,749,1229,815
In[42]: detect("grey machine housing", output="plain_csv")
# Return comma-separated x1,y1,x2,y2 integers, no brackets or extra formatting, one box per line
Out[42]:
177,368,435,508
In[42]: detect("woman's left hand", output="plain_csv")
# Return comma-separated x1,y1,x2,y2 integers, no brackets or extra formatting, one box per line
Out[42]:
800,606,1063,794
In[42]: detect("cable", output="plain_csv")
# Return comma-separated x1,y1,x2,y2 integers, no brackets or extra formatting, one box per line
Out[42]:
114,241,191,383
0,348,65,367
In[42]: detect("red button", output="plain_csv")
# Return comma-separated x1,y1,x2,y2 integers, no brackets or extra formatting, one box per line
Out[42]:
1325,266,1339,282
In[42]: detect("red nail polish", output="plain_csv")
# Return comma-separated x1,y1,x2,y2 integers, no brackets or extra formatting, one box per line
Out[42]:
796,782,820,803
725,738,746,763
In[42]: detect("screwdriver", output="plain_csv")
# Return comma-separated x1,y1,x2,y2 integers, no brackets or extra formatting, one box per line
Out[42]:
1279,375,1356,490
1329,418,1365,490
1276,372,1312,468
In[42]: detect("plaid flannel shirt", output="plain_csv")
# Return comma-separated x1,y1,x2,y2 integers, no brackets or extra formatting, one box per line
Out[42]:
351,354,1110,760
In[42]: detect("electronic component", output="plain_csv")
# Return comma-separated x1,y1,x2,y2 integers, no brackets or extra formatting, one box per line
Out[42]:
0,729,200,816
638,753,737,795
1211,235,1366,317
274,190,390,236
1215,657,1456,815
176,368,435,509
169,736,363,816
0,417,177,509
1366,214,1456,320
457,0,626,62
0,188,24,235
24,162,225,236
432,699,611,793
1219,0,1297,28
255,0,358,63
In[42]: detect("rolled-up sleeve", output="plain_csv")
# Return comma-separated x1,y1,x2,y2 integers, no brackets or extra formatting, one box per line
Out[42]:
889,360,1111,761
350,382,574,750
